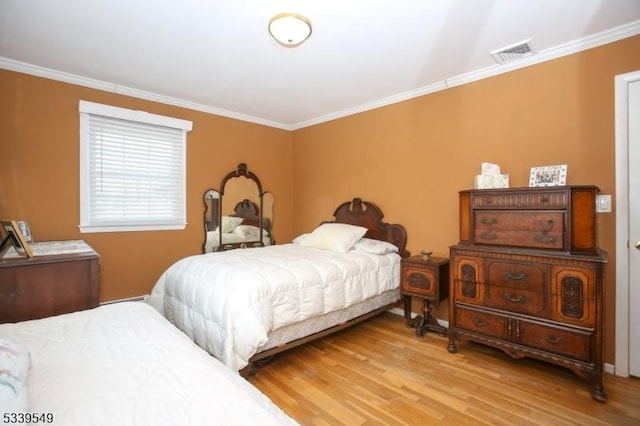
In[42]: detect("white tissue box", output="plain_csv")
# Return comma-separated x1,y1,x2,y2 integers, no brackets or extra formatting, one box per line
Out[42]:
475,174,509,189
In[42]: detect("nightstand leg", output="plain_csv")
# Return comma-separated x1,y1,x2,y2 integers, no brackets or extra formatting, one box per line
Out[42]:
416,299,447,337
403,295,414,327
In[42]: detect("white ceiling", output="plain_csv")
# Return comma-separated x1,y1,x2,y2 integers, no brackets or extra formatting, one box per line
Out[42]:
1,1,640,130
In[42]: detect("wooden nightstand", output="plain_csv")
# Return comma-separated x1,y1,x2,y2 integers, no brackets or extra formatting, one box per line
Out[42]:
401,255,449,336
0,240,100,323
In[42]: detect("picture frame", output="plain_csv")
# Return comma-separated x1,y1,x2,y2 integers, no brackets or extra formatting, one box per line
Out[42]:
529,164,567,187
1,219,34,257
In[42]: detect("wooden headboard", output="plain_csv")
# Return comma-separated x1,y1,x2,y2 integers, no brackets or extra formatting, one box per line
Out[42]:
330,198,410,258
232,199,272,231
232,199,261,227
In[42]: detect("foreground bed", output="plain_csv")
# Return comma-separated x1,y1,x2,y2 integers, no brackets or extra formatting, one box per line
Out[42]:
148,198,409,374
0,302,297,425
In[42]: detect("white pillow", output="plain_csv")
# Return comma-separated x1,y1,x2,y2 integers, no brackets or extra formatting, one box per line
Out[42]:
233,224,262,238
0,338,30,413
221,216,244,233
292,233,310,244
299,223,367,253
352,238,399,255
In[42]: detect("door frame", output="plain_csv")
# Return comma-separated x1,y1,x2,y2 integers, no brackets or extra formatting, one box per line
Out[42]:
614,70,640,377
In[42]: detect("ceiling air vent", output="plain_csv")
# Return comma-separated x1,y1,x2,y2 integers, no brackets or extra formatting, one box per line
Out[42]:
490,39,536,64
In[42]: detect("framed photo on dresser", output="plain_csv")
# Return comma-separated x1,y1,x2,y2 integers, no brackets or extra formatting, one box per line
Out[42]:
0,219,33,257
529,164,567,187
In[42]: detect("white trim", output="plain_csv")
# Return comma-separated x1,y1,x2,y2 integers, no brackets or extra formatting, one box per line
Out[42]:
2,21,639,131
99,295,148,305
79,224,187,234
605,363,615,375
614,70,640,377
0,57,293,131
79,100,192,131
79,101,190,233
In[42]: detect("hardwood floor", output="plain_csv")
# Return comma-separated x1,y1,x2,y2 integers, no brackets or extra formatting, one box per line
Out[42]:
249,312,640,425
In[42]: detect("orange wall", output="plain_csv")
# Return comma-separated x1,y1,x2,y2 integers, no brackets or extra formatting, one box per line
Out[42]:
1,35,639,364
291,35,640,363
0,71,295,301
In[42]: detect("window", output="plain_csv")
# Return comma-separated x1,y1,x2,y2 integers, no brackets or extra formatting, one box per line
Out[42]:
79,101,192,233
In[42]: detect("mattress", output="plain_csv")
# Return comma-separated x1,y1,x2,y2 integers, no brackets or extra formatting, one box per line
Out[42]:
0,302,297,426
148,243,401,371
257,288,400,353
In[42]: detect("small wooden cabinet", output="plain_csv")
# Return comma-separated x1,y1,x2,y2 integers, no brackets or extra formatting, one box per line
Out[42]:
449,186,607,402
401,255,449,336
0,242,100,323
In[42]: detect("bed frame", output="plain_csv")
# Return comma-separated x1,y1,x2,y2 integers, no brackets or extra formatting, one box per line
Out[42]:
240,197,410,376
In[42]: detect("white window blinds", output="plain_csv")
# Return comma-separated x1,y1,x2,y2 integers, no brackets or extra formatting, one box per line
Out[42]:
79,101,192,233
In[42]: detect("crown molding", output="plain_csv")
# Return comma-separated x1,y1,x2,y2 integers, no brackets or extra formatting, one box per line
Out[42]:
2,20,639,132
291,20,640,129
0,57,293,131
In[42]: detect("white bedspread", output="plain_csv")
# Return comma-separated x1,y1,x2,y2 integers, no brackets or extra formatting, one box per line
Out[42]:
147,243,400,371
0,302,297,426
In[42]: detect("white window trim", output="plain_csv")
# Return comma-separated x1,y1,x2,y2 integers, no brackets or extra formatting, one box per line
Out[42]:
79,100,192,233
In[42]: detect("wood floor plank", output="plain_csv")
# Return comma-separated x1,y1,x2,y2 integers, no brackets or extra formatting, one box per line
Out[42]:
249,312,640,425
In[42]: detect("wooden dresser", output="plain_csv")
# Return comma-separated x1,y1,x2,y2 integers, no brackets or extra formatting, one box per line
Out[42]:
448,186,607,402
0,241,100,323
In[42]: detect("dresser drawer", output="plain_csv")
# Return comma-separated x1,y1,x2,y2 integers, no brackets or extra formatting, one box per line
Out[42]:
402,264,435,295
401,256,449,301
485,285,547,317
486,259,546,292
518,321,592,362
459,186,598,254
455,306,593,363
472,189,568,209
474,211,564,249
455,306,508,340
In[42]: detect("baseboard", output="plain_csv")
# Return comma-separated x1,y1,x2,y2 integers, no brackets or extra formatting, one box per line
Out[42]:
604,363,615,375
100,294,148,305
388,306,449,328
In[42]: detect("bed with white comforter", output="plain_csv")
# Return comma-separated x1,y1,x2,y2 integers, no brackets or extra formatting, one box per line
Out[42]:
0,302,297,426
147,241,401,372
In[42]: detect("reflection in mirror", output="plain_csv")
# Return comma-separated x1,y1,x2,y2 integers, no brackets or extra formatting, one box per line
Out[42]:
203,189,220,253
202,163,275,252
263,192,275,244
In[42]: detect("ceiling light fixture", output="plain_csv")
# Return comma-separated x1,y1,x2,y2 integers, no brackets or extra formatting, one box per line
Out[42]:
268,13,312,48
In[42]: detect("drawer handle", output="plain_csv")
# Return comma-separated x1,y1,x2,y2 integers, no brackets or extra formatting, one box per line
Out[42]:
480,217,498,225
541,219,554,233
505,272,526,281
503,293,527,304
544,335,563,345
479,232,498,240
533,234,556,244
473,318,488,327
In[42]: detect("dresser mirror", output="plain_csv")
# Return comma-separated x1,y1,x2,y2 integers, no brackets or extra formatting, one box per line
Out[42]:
202,163,274,252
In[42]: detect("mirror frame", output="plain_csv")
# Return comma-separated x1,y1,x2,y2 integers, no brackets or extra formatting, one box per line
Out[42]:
203,163,274,252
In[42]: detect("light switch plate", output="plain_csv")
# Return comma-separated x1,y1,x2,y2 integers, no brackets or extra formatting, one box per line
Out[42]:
596,195,611,213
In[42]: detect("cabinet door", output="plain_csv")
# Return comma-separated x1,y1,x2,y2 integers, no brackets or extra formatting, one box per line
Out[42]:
550,265,597,327
451,254,484,304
